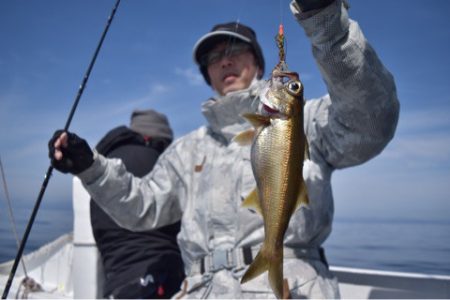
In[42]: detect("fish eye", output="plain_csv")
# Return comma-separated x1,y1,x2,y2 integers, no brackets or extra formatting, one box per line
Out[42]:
286,80,302,96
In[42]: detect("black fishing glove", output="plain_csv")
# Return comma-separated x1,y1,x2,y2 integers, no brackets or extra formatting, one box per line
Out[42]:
48,130,94,174
294,0,335,12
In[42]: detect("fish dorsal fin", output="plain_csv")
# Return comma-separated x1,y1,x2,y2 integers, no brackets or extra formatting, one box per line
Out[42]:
295,179,309,210
242,113,271,128
304,138,310,161
233,129,255,146
302,100,310,161
242,188,263,215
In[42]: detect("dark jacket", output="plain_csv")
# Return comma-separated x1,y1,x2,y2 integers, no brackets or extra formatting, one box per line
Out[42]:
90,126,184,299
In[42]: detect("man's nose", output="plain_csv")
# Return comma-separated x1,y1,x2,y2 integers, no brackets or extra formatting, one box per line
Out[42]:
219,55,234,68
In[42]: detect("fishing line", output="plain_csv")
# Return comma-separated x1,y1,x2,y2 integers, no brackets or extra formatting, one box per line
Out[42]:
275,0,288,73
234,0,247,28
1,0,121,298
221,0,248,56
279,0,284,27
0,156,28,277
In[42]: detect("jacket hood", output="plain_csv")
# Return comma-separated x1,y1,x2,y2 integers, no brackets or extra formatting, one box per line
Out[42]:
201,78,266,143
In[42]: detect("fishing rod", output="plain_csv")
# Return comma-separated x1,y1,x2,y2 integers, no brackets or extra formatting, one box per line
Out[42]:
2,0,121,298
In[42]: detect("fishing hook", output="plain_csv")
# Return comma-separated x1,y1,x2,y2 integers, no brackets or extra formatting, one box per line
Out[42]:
1,0,121,298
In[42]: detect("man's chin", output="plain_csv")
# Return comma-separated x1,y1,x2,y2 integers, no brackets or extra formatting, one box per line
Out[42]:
221,81,246,95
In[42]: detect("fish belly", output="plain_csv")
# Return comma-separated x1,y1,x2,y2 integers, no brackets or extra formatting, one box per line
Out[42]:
252,118,302,247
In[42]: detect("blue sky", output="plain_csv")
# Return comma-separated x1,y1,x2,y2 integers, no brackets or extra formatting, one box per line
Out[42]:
1,0,449,227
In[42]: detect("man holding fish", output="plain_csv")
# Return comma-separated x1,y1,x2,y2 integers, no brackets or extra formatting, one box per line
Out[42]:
48,0,399,298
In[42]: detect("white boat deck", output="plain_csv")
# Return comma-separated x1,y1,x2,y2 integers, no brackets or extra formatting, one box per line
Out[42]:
0,234,74,299
331,266,450,299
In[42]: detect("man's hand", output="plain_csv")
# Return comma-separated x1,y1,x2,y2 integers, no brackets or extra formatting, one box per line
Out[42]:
294,0,335,12
48,130,94,174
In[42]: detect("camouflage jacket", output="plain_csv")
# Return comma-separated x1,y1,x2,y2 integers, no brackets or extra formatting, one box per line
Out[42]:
78,1,399,295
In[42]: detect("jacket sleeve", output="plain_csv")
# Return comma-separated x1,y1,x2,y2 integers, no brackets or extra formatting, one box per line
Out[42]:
291,0,400,169
77,140,186,232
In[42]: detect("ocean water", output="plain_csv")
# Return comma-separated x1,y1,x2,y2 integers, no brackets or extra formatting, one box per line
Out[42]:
1,205,450,276
0,203,73,265
324,217,450,275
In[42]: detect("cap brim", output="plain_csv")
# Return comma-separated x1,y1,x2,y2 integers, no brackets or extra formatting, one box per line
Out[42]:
193,31,252,66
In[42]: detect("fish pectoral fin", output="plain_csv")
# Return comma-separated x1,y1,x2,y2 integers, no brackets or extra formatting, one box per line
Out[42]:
242,113,271,128
295,179,309,210
233,129,255,146
242,188,263,215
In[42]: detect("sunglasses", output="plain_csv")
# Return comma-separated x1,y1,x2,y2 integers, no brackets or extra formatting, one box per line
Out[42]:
201,43,252,66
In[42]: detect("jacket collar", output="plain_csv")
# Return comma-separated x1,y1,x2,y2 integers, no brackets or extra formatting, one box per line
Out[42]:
201,78,265,143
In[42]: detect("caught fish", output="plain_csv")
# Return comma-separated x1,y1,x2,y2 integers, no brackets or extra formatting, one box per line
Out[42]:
234,69,309,299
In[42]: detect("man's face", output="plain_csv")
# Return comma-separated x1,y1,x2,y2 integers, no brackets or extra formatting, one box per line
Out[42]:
206,41,260,96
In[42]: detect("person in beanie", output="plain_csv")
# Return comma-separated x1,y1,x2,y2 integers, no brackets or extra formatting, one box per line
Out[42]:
48,0,399,298
90,109,185,298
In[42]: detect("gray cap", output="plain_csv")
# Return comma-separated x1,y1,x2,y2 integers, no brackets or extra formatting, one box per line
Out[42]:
130,109,173,141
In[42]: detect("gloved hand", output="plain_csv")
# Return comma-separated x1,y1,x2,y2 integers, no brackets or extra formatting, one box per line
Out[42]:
294,0,335,12
48,130,94,174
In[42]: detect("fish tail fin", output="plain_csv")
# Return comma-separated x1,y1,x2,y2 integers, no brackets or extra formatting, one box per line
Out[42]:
241,245,284,299
240,246,269,284
268,249,284,299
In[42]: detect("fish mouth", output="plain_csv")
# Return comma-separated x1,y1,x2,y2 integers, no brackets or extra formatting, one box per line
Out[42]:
260,87,281,115
263,104,279,114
